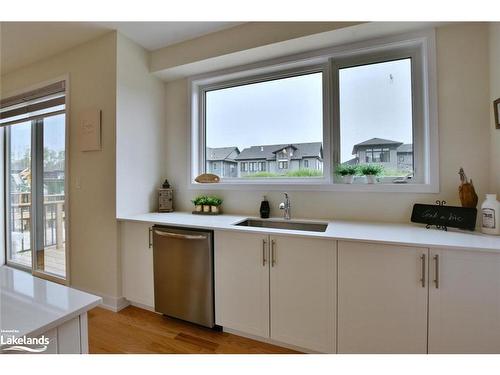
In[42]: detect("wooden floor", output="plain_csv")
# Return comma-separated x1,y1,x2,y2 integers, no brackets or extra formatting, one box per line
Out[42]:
88,306,299,354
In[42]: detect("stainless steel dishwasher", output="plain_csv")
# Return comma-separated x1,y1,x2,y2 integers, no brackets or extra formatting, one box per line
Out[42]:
152,225,215,328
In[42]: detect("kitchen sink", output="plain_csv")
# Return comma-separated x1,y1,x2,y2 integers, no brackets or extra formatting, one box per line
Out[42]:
234,219,328,232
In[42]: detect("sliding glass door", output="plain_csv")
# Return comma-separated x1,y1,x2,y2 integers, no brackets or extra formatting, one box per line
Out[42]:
35,114,66,278
3,81,67,282
6,121,33,268
5,115,67,280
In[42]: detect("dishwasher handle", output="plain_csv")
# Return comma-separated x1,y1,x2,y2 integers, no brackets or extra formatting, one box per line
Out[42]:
154,230,208,240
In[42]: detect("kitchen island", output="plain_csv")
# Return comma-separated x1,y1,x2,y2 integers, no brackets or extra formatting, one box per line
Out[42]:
0,266,101,354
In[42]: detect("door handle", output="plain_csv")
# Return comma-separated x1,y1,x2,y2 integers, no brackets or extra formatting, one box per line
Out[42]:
433,254,439,289
153,230,207,240
149,227,153,248
420,253,426,288
262,239,267,266
271,239,276,267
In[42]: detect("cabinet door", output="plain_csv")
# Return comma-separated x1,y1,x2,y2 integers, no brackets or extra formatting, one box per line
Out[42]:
214,231,270,337
337,241,428,353
270,235,336,353
428,248,500,353
120,221,155,307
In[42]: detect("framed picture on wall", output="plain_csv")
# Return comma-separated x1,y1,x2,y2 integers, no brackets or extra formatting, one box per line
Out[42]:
495,98,500,129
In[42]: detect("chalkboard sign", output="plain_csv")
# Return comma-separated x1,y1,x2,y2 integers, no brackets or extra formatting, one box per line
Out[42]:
411,203,477,231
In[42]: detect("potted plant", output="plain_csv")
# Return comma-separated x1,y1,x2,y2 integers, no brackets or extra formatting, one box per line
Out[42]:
335,164,359,184
360,164,384,184
200,196,211,212
208,196,223,214
191,196,205,212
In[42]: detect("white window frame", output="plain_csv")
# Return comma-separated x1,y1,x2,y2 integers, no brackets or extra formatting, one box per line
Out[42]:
188,29,438,192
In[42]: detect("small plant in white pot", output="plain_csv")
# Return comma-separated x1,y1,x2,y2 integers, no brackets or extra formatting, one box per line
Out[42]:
191,196,204,212
208,196,223,214
360,164,384,184
335,164,359,184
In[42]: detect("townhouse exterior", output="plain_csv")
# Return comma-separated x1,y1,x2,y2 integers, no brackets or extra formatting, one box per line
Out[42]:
346,138,413,172
235,142,323,177
206,147,240,177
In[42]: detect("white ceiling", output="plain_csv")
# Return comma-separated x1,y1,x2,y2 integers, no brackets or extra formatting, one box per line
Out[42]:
0,22,241,75
99,22,242,51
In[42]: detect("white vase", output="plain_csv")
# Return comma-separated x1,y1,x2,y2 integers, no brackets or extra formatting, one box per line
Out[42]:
342,175,354,184
366,175,377,184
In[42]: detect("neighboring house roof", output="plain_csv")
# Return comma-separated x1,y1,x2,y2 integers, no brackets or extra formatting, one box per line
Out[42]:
235,142,323,161
206,147,240,162
397,143,413,153
352,138,404,155
342,157,359,165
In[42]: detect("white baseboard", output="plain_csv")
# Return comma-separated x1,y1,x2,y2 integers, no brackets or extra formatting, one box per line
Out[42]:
222,327,318,354
72,286,130,312
128,300,158,313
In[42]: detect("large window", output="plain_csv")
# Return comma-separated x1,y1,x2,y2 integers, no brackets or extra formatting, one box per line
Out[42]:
338,57,415,180
191,31,437,191
2,80,67,281
203,70,325,180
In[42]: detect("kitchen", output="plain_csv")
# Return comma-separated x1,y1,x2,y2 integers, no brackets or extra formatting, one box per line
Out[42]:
1,3,500,373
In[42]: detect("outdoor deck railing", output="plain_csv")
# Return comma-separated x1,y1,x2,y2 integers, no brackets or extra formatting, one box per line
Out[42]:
9,192,65,252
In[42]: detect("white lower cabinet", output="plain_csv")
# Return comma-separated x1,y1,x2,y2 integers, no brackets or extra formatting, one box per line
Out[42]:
337,241,428,353
215,231,336,353
30,315,88,354
215,231,270,338
428,248,500,353
121,221,155,307
270,235,336,353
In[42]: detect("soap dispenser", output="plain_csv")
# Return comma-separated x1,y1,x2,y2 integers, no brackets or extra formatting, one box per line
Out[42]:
260,196,270,219
481,194,500,235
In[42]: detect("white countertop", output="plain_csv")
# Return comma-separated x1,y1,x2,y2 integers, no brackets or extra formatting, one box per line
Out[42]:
118,212,500,253
0,266,101,339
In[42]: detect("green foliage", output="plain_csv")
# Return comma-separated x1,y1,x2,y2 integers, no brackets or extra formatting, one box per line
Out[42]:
334,164,359,176
360,164,384,176
192,195,223,206
191,195,207,206
244,169,323,178
285,169,323,177
245,172,279,178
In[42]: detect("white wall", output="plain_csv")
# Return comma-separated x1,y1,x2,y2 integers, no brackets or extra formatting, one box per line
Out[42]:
1,32,120,299
490,23,500,195
116,33,166,217
164,23,492,223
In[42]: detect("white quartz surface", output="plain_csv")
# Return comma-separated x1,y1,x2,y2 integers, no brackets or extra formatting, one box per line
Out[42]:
118,212,500,252
0,266,101,339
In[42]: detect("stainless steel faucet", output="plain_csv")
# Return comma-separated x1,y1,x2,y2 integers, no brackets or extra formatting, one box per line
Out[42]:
279,192,291,220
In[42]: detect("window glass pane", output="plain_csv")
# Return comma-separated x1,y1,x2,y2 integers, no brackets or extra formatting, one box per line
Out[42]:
205,72,324,179
339,58,413,180
35,114,66,278
7,122,32,267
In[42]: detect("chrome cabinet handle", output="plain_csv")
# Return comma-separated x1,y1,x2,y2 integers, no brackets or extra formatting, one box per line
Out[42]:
420,253,426,288
149,227,153,248
262,239,267,266
433,254,439,289
154,230,207,240
271,239,276,267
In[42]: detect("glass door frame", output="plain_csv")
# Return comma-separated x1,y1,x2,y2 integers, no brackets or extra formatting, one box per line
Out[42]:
3,76,70,286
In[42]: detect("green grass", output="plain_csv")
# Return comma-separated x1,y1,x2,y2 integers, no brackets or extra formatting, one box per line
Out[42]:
285,169,323,177
243,169,323,178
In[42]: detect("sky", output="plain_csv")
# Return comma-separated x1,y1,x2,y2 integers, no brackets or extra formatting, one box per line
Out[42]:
10,114,65,161
206,59,413,163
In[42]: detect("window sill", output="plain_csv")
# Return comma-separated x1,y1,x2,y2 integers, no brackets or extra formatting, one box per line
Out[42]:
188,181,439,193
